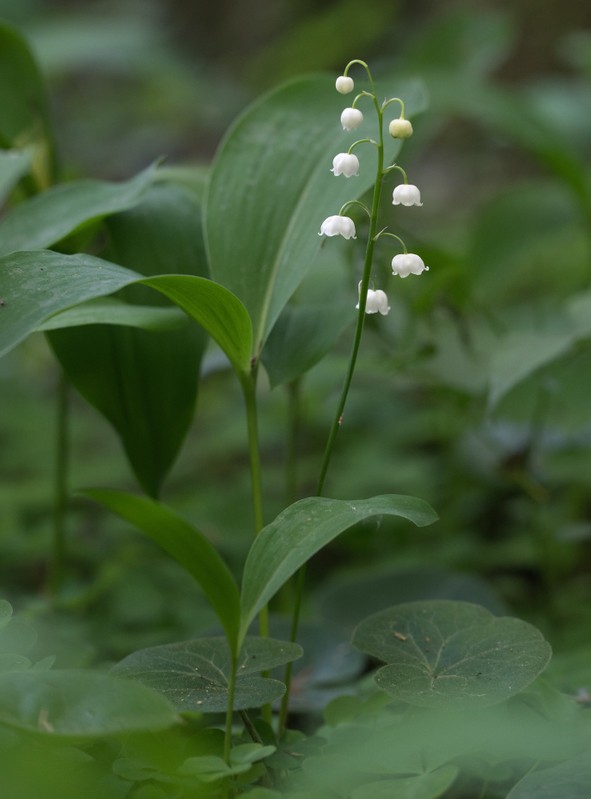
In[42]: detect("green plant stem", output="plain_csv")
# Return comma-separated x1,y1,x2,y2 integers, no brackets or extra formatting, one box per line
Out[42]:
240,367,272,727
316,94,385,496
241,371,269,638
285,378,302,506
280,83,387,736
224,653,238,763
48,370,69,596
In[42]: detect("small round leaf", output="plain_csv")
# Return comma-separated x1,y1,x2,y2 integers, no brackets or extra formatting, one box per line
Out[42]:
352,600,552,708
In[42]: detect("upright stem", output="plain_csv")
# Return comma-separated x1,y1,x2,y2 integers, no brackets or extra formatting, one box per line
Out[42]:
281,82,387,735
224,653,238,763
48,370,69,596
241,368,268,638
316,93,385,496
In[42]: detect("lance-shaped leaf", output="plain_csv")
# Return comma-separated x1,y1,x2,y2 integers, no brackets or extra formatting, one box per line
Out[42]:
0,21,56,178
0,150,31,203
112,636,302,714
83,489,241,649
0,250,252,375
47,181,208,496
240,495,437,645
352,600,552,709
0,162,157,255
205,74,417,355
37,298,187,332
0,670,179,738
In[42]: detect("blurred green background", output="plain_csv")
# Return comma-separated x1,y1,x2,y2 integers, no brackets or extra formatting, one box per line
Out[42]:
1,0,591,671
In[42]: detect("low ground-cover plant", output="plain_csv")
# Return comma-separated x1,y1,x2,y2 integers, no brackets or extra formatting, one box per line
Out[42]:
1,19,591,799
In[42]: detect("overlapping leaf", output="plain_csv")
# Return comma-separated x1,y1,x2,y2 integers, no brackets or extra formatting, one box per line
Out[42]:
112,637,302,713
352,600,552,708
206,74,423,355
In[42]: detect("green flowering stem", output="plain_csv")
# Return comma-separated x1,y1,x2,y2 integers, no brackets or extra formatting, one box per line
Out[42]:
280,69,389,737
48,370,69,596
316,92,385,496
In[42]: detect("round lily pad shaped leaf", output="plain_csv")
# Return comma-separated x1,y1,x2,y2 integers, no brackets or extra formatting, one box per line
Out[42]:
352,600,552,709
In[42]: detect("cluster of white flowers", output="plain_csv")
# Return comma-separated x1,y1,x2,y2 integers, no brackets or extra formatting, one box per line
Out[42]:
319,66,429,316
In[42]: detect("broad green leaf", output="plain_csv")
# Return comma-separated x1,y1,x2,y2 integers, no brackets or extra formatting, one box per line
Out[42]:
0,670,179,738
488,328,572,410
112,637,302,713
0,250,252,375
506,753,591,799
37,299,187,332
350,766,459,799
0,21,55,179
0,150,31,203
83,490,241,649
141,274,253,375
488,289,591,410
206,74,415,355
240,495,437,644
352,600,552,709
262,303,352,388
0,162,157,255
0,251,140,358
316,566,507,630
48,182,208,496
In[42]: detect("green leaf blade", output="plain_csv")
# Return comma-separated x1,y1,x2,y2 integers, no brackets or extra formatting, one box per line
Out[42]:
240,495,437,644
205,74,409,353
141,274,253,375
0,163,157,255
0,250,141,357
112,636,302,713
83,490,241,650
0,670,179,738
352,600,552,709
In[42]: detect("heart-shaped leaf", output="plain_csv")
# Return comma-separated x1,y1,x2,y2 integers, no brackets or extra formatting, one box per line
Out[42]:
350,766,459,799
240,495,437,645
83,489,241,649
205,74,413,355
0,670,179,738
352,600,552,708
506,753,591,799
112,637,302,713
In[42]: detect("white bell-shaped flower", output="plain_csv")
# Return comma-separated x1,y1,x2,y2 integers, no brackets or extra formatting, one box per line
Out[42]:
340,107,363,130
389,118,413,139
319,215,356,239
335,75,354,94
356,288,390,315
392,184,422,207
331,152,359,177
391,253,429,278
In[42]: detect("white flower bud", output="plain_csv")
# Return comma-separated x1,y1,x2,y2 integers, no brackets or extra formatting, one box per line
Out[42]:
389,118,413,139
319,215,356,239
357,288,390,315
391,253,428,278
335,75,354,94
331,152,359,177
340,107,363,131
392,184,422,207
